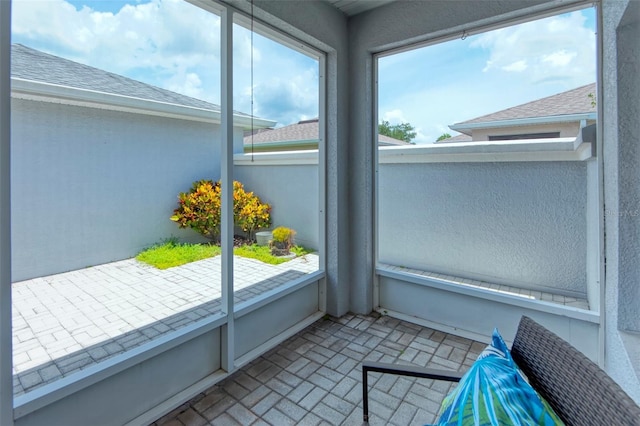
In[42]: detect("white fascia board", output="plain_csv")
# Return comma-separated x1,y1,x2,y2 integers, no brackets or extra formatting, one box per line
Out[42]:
449,113,597,133
10,78,276,129
234,150,318,165
243,139,319,150
379,137,593,163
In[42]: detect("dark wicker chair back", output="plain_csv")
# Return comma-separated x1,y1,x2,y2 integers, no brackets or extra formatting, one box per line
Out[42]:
511,316,640,426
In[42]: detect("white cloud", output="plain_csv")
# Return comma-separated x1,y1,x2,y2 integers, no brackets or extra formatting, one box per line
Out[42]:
470,11,595,87
11,0,319,124
382,109,408,125
542,50,577,67
502,60,527,72
12,0,221,103
167,72,203,100
245,66,319,126
378,8,596,145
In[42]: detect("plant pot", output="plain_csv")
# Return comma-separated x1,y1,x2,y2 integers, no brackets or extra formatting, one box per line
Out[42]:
270,241,291,256
256,231,273,246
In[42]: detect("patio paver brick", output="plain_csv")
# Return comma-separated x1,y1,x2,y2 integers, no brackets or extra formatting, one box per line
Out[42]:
150,314,484,425
11,254,318,397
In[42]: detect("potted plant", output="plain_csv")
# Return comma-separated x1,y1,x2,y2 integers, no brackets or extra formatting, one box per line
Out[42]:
270,226,296,256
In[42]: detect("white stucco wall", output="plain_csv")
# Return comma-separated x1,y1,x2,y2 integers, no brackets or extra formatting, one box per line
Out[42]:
379,161,588,296
234,163,319,250
602,0,640,402
10,98,235,281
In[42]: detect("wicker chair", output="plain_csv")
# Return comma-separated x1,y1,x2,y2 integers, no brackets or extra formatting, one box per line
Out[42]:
362,316,640,425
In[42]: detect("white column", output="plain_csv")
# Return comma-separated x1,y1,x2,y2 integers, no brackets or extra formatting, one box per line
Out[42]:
220,4,235,372
317,55,327,313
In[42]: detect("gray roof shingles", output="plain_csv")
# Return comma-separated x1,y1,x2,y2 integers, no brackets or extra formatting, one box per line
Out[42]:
245,119,320,144
454,83,596,126
437,133,472,143
10,43,253,115
244,118,409,146
12,44,405,146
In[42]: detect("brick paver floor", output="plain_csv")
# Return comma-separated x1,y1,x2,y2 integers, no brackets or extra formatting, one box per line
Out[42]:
11,253,319,396
151,313,485,426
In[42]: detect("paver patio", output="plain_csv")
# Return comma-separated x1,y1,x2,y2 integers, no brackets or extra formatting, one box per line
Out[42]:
11,250,586,400
11,253,319,396
150,312,485,426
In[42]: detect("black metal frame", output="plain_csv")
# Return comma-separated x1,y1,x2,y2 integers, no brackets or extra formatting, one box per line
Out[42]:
361,316,640,425
361,361,463,422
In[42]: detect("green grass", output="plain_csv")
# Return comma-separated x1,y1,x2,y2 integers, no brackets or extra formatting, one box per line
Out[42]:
136,241,221,269
233,244,313,265
136,241,313,269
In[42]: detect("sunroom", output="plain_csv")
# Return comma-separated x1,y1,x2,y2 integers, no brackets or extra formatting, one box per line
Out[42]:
0,0,638,424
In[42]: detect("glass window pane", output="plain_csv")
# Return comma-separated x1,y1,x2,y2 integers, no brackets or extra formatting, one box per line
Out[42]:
376,7,596,311
11,0,221,396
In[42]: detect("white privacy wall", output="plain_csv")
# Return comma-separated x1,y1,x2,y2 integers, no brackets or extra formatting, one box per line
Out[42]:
10,99,228,281
234,163,319,250
378,161,588,296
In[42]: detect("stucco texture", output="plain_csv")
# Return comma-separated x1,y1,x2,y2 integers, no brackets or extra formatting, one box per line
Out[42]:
379,161,587,295
11,99,223,281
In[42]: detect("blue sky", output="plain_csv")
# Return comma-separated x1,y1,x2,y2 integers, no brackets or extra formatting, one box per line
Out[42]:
379,7,596,143
11,1,595,141
11,0,320,127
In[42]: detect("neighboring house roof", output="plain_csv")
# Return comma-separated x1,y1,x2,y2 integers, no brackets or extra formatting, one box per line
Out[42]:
449,83,596,136
437,133,472,143
10,44,275,129
243,118,409,149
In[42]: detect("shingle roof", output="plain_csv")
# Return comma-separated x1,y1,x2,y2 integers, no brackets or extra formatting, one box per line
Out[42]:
245,119,319,144
243,118,409,146
11,43,251,116
378,133,408,146
453,83,596,126
436,133,472,143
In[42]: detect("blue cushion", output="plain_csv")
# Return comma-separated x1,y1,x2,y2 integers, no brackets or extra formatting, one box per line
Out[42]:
434,328,564,426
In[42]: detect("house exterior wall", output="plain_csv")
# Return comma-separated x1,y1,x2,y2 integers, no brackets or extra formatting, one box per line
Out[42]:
10,98,238,281
471,121,582,141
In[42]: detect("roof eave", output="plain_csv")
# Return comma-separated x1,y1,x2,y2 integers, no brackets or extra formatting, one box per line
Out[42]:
10,78,277,129
243,139,319,148
449,113,597,133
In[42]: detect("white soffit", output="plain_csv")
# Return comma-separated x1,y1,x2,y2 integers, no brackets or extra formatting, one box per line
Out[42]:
326,0,395,16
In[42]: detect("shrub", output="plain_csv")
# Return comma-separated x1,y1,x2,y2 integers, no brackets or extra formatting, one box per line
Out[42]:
171,180,271,242
270,226,296,256
233,181,272,241
171,180,221,241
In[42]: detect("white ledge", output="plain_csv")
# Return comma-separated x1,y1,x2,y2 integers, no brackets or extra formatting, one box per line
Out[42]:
379,137,593,163
235,138,593,165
